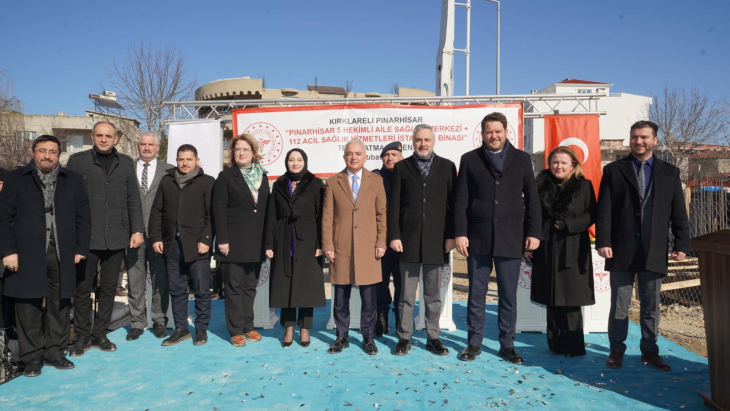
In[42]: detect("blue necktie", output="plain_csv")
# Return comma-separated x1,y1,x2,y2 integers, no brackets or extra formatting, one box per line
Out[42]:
352,175,359,202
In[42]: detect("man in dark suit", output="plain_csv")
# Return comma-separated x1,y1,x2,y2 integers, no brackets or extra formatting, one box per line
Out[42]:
66,122,144,356
388,125,457,356
372,141,403,337
124,132,174,341
454,112,541,364
597,120,690,372
0,135,91,376
150,144,215,347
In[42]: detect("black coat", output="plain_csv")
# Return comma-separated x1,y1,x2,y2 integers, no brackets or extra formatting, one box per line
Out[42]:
387,155,457,264
265,173,326,308
0,163,91,299
211,166,270,263
596,156,690,275
149,168,215,263
65,148,144,250
530,171,596,306
453,146,542,258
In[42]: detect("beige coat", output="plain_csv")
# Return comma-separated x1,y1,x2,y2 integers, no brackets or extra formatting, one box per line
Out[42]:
322,169,387,285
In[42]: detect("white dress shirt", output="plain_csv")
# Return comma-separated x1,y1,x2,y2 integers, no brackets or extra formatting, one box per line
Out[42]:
137,158,158,186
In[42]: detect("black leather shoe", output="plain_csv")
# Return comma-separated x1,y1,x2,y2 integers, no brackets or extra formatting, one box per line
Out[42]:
162,328,191,346
426,339,449,356
375,313,387,337
606,351,624,369
327,338,349,354
498,347,524,365
44,357,75,370
394,339,411,356
91,335,117,352
68,336,92,357
458,345,482,362
362,338,378,355
126,328,144,341
641,351,671,372
153,324,168,339
23,357,43,377
193,329,208,346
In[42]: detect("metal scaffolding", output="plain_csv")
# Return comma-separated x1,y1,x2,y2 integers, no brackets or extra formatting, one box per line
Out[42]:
163,93,606,124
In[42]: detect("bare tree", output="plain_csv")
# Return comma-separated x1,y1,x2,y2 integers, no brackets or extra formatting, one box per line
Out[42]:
390,83,400,95
344,79,354,94
0,70,31,169
108,42,197,134
649,86,725,173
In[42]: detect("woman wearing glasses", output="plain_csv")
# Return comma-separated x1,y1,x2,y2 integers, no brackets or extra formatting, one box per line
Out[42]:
526,146,596,358
212,133,270,347
265,149,325,347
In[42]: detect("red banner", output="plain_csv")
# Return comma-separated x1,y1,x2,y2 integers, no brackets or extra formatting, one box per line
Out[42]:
544,114,601,237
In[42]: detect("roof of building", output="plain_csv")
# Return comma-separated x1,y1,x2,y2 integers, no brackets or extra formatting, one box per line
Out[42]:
557,79,611,85
307,85,348,95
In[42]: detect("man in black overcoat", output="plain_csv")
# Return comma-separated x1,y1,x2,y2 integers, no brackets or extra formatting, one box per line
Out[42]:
596,120,690,372
150,144,215,347
0,135,91,376
388,125,456,356
453,112,541,364
372,141,403,336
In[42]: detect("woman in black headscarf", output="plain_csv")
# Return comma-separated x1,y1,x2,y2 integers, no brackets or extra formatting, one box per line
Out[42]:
265,149,325,347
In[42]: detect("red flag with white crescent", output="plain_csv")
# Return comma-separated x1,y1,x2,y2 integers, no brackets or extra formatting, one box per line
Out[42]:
544,114,601,237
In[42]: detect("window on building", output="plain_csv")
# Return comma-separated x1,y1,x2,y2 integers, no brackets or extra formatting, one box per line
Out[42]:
577,89,591,94
16,131,36,149
63,135,84,153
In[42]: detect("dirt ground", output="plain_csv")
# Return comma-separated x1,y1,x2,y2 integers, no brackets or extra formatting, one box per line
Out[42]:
451,252,708,357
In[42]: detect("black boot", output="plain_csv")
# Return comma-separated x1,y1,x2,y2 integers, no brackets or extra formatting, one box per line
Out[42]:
375,313,388,337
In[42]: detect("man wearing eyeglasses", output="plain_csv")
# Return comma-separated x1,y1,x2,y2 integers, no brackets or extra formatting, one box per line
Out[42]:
0,135,91,376
65,122,144,356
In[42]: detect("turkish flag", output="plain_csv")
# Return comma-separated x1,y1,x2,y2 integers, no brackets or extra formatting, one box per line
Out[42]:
544,114,601,237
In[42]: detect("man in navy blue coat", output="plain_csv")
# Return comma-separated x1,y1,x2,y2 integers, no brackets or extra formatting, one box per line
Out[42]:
0,135,91,377
453,112,541,365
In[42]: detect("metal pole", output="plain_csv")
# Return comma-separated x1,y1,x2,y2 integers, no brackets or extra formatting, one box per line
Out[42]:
485,0,500,95
465,0,471,95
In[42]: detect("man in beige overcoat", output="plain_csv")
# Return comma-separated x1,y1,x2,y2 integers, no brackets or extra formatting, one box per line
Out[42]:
322,140,387,355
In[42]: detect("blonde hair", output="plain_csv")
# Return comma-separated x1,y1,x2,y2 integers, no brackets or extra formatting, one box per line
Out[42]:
228,133,262,167
547,146,584,184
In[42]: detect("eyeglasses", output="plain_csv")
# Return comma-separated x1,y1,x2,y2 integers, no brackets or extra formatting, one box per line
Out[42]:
234,148,252,154
35,149,59,155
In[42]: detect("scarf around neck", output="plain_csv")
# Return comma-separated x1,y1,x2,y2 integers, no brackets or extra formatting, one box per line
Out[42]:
38,165,60,210
240,162,267,203
483,139,512,174
284,148,309,182
175,167,199,189
413,152,435,179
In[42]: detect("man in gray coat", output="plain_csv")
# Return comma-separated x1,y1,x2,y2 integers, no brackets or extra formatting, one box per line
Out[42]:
65,121,144,355
124,132,174,341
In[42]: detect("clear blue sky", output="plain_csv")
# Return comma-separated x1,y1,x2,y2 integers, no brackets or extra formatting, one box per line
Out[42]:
1,0,728,117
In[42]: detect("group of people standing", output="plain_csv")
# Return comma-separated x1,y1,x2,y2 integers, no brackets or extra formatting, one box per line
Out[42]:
0,112,689,378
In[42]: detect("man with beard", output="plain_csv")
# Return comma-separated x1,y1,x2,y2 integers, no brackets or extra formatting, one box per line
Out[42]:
0,135,90,376
388,125,456,356
454,112,541,365
150,144,215,347
597,120,690,372
371,141,403,336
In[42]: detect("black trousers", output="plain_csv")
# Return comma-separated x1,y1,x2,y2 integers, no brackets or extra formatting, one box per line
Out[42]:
376,253,402,320
15,243,70,364
333,284,377,340
74,248,125,339
280,307,313,328
546,305,585,356
167,238,211,331
466,255,521,348
223,262,259,336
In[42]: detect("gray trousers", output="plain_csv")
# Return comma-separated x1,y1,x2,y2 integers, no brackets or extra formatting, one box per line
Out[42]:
125,235,169,329
608,271,663,354
397,262,442,340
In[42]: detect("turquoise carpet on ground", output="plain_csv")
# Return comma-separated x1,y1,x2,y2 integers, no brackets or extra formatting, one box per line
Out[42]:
0,301,710,410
